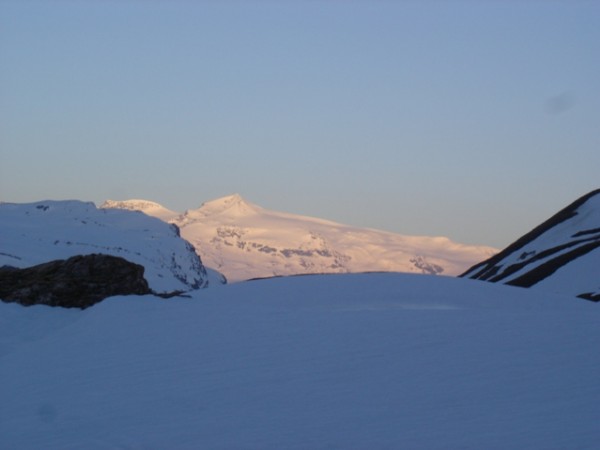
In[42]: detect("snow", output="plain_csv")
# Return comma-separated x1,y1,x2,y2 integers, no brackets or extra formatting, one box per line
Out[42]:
100,199,179,221
500,193,600,272
1,273,598,449
533,248,600,295
102,195,497,282
182,193,264,219
462,189,600,299
0,200,209,292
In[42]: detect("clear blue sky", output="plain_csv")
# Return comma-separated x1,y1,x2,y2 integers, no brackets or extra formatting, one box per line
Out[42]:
1,1,599,248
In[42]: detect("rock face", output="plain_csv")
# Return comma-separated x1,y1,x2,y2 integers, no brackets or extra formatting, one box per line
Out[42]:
0,254,151,308
461,189,600,301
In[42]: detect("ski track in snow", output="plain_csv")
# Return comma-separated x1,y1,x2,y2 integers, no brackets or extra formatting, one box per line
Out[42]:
1,273,598,449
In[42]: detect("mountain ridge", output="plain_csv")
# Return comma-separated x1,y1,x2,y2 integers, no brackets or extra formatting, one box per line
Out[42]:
461,189,600,300
101,199,179,221
0,200,209,293
102,194,497,282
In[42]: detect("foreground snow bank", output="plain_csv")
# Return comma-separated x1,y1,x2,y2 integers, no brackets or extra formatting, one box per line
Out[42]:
0,273,598,449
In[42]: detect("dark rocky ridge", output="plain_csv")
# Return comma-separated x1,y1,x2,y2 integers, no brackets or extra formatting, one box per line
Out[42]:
462,189,600,281
0,254,151,308
461,189,600,301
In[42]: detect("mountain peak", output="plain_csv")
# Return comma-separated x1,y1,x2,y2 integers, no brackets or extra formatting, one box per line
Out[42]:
192,194,262,218
208,193,245,207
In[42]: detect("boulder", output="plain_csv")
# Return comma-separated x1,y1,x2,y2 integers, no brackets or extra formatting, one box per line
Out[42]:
0,254,151,308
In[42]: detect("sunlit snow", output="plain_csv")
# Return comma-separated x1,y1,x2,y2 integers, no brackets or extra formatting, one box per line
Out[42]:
102,194,497,282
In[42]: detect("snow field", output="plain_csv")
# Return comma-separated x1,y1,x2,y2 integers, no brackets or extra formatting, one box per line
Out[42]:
1,273,598,449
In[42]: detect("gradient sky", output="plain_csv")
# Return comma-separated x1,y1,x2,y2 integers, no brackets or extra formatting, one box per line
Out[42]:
1,1,599,248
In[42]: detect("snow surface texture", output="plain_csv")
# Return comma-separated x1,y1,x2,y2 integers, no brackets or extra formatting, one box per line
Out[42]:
0,200,209,292
462,189,600,300
100,199,179,222
0,273,598,449
102,194,497,282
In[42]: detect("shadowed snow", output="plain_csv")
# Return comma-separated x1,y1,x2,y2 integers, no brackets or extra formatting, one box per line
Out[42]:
0,273,597,449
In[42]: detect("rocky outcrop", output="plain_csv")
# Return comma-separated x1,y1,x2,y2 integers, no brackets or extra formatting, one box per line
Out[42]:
0,200,210,293
0,254,151,308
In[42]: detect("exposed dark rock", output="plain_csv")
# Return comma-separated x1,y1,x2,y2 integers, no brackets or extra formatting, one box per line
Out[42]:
461,188,600,280
460,189,600,301
487,236,600,283
410,256,444,275
572,227,600,238
505,240,600,288
0,254,151,309
578,292,600,302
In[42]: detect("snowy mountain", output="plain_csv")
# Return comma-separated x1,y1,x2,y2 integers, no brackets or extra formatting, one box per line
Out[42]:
102,194,497,282
462,189,600,300
0,200,209,293
100,199,179,221
1,272,598,448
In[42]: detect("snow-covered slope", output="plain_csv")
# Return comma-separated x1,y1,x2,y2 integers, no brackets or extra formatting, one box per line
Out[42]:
462,189,600,300
1,273,598,449
0,200,208,293
100,199,179,221
103,194,497,282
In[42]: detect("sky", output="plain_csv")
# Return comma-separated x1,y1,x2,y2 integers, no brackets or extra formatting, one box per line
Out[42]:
1,0,599,248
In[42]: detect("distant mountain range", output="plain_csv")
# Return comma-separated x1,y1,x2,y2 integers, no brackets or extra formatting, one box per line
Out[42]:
2,190,598,302
102,194,497,282
462,189,600,301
